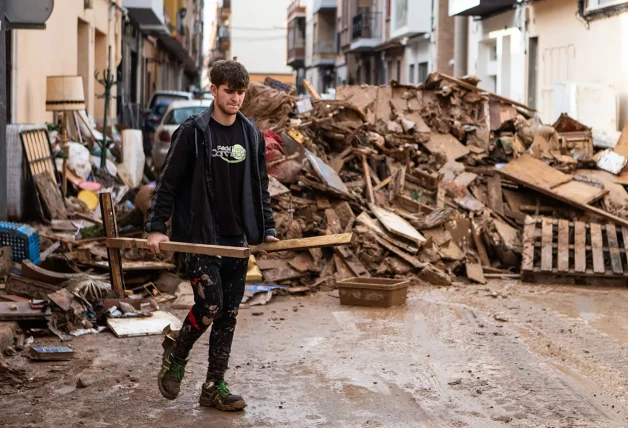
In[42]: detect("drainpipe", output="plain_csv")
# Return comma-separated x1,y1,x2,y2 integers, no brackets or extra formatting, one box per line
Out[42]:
453,16,468,77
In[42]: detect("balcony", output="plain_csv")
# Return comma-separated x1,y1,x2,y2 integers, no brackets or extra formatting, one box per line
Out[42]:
122,0,166,31
313,0,337,15
448,0,517,17
313,39,336,66
390,0,430,38
287,39,306,68
218,25,230,49
288,0,307,22
350,11,382,52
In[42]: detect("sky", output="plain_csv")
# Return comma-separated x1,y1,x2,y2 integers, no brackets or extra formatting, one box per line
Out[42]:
203,0,220,55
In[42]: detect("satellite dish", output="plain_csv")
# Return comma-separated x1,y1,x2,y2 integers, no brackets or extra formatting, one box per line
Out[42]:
6,0,54,25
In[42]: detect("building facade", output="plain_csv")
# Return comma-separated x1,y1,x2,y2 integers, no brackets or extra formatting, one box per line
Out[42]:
453,0,628,132
287,0,455,95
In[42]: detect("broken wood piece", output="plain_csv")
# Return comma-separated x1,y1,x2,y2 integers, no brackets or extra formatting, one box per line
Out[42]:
33,172,68,220
356,213,419,254
268,176,291,198
253,233,355,254
498,155,628,228
417,264,451,286
105,238,250,259
393,194,434,215
302,79,321,100
334,246,370,277
471,221,491,267
305,150,351,196
373,176,392,191
100,192,126,298
21,260,89,286
263,267,303,283
256,259,289,270
6,274,61,300
422,133,470,161
487,173,504,216
362,155,375,204
466,262,486,284
0,302,47,321
369,203,426,244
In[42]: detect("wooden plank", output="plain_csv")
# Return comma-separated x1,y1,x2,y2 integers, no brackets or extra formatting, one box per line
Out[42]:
5,274,61,300
302,79,321,100
393,194,434,215
0,302,47,321
334,246,370,277
362,155,375,204
574,221,586,273
590,223,605,274
605,224,623,274
465,262,486,284
369,203,426,244
262,267,303,283
33,172,67,220
422,133,470,161
498,155,628,229
622,227,628,268
472,220,491,267
521,218,536,272
253,233,354,253
21,260,90,286
487,174,504,216
499,154,573,190
107,310,183,338
436,185,446,209
305,150,351,196
256,259,289,270
553,180,608,205
105,238,250,259
557,219,570,272
541,218,554,272
355,212,419,254
373,235,424,269
87,261,176,271
99,192,126,298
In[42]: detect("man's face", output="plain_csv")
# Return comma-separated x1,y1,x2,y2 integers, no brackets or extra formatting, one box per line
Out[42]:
211,84,246,116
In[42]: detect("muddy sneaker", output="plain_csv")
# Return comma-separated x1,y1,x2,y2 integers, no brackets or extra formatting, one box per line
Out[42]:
157,334,188,400
199,381,247,411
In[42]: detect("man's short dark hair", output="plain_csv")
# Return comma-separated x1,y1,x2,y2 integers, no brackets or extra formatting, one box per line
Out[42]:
210,60,250,90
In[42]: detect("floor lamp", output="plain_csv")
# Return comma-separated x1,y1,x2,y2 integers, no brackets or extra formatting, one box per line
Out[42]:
46,76,86,197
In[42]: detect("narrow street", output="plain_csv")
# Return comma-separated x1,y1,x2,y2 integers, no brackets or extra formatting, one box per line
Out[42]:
2,281,627,428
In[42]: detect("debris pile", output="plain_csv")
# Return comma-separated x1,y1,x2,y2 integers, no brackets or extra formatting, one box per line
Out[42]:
2,71,628,366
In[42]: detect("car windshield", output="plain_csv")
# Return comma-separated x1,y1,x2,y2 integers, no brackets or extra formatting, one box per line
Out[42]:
151,94,189,108
163,106,207,124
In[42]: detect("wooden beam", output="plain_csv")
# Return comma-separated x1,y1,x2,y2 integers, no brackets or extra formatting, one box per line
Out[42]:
362,155,375,204
99,192,126,298
105,238,250,259
252,233,354,254
302,79,321,100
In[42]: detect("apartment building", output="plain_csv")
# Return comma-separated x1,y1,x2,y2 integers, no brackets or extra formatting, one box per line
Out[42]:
288,0,455,94
208,0,232,67
287,0,307,92
453,0,628,132
119,0,204,126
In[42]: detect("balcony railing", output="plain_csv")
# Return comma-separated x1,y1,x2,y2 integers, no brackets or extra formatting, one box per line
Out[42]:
288,0,307,20
352,11,382,40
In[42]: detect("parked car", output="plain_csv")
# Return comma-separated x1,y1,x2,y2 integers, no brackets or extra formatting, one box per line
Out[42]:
142,100,171,155
194,90,215,101
145,90,193,113
152,100,212,171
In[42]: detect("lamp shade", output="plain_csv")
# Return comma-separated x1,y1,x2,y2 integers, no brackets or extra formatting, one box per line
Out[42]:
46,76,86,111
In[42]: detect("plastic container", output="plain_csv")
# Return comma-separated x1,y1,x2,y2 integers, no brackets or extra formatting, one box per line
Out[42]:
337,277,409,307
0,222,40,264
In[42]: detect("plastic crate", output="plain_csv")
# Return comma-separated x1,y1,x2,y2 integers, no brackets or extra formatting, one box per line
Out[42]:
0,222,40,264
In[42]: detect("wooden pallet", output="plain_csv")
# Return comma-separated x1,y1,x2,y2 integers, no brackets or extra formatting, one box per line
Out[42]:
521,217,628,283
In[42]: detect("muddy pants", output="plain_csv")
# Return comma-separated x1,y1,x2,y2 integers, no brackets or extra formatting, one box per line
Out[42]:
172,235,248,384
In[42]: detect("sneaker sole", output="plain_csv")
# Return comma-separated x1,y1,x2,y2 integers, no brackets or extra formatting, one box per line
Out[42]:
199,396,247,411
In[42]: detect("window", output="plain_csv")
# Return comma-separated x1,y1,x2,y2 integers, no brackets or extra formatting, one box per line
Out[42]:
418,62,428,84
164,106,208,125
409,64,415,84
396,60,401,82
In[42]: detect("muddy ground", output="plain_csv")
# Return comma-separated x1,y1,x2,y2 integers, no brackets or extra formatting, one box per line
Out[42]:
0,280,627,428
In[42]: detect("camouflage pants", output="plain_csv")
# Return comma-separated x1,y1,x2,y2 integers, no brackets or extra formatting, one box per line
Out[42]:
173,235,248,384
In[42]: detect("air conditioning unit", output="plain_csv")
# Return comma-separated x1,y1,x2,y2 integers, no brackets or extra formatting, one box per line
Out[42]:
552,81,617,132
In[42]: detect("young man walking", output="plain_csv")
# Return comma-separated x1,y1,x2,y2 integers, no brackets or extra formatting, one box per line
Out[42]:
145,60,278,411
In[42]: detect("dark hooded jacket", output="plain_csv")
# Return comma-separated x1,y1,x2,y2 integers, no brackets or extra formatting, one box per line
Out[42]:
145,103,276,247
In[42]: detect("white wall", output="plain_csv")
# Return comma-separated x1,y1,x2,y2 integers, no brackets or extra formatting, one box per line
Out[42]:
231,0,294,74
466,9,525,104
529,0,628,129
404,37,431,84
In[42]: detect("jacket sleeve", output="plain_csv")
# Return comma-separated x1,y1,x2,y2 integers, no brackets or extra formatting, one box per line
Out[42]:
257,129,276,237
145,123,192,235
